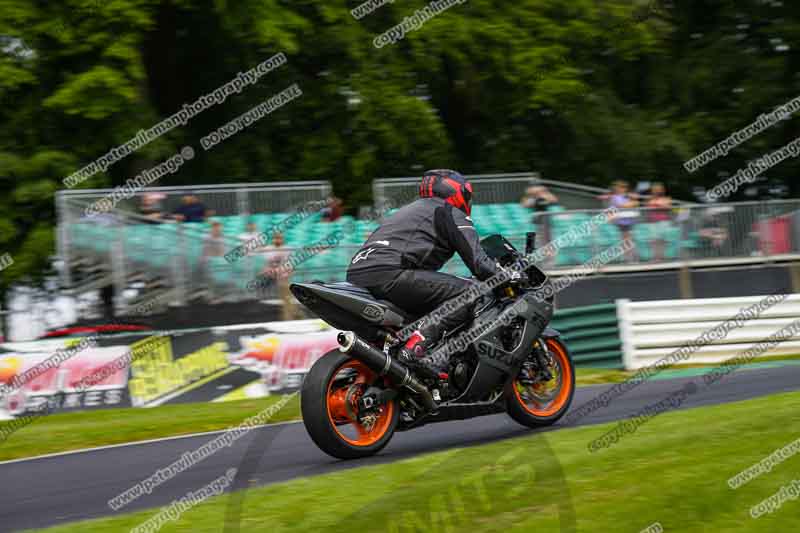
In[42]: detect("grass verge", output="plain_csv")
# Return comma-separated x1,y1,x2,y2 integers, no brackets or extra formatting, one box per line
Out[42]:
576,353,800,384
33,390,800,532
0,395,300,462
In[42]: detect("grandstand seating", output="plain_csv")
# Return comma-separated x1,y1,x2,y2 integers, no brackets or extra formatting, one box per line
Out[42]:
66,203,696,295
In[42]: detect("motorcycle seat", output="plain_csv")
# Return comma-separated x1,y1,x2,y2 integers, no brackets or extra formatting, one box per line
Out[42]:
312,281,416,322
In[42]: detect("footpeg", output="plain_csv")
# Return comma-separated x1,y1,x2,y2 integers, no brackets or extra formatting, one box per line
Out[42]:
397,347,415,365
359,387,398,411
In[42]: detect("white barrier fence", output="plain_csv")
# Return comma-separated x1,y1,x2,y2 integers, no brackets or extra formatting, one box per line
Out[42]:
618,294,800,370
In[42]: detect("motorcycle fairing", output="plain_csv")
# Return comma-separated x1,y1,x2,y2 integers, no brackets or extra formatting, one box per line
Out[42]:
448,293,554,402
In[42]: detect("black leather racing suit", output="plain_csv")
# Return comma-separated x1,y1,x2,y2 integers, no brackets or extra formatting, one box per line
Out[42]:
346,197,499,339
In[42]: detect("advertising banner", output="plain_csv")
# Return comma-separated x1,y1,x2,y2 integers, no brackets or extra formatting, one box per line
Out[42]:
0,345,133,416
0,321,340,417
229,331,340,394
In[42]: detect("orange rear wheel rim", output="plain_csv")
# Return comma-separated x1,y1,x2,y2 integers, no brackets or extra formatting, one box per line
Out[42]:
513,339,572,417
326,359,394,446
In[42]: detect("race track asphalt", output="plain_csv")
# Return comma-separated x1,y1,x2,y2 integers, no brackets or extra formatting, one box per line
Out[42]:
2,363,799,532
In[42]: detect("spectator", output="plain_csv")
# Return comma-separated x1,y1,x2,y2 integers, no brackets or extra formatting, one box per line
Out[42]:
139,192,166,223
521,185,560,243
262,232,290,277
173,195,210,223
238,221,265,249
605,180,640,261
237,221,272,265
321,196,344,222
645,182,673,262
521,185,559,211
635,180,652,198
201,221,229,301
202,220,226,259
698,207,732,258
261,232,300,321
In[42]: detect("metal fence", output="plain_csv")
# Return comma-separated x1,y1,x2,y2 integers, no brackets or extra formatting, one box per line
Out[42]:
56,181,332,217
56,181,331,310
373,172,610,210
57,189,800,316
532,178,612,210
525,200,800,268
58,197,297,314
256,200,800,281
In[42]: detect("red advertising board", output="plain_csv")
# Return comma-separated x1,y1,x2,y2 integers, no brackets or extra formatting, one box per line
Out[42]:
0,346,131,416
231,331,340,392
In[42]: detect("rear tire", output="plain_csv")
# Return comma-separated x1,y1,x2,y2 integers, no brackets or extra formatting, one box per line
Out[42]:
505,337,575,428
301,350,398,460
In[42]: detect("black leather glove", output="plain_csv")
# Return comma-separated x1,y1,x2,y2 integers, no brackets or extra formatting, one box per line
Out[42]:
500,265,522,282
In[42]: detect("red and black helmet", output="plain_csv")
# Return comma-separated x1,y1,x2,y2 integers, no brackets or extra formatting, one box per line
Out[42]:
419,169,474,215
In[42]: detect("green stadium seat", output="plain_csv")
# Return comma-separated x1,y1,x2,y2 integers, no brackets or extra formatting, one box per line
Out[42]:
67,203,703,293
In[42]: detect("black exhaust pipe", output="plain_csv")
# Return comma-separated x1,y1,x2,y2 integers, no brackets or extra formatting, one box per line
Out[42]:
338,331,437,412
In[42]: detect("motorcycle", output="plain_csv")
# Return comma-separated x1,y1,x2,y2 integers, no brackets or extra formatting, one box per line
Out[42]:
290,232,575,459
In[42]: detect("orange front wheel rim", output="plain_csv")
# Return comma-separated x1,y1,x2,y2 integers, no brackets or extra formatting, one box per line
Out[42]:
326,360,394,446
514,339,572,417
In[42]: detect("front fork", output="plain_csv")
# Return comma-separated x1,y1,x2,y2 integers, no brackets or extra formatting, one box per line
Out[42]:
529,338,555,382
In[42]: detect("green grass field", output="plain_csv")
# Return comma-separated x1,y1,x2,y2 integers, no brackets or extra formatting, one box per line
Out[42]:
31,390,800,532
0,395,300,462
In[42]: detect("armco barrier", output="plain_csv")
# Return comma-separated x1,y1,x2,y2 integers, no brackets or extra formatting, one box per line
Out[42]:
617,294,800,370
550,304,624,368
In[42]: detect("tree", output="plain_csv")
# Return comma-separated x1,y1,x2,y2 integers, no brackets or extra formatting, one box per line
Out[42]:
1,0,797,288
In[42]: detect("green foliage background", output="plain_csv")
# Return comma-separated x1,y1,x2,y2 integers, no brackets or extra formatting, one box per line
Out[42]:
0,0,799,289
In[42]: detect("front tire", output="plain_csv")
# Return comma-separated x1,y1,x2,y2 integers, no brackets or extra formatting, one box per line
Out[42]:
505,337,575,428
301,349,399,459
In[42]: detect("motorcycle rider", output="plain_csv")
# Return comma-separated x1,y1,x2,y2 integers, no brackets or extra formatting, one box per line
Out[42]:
347,169,505,378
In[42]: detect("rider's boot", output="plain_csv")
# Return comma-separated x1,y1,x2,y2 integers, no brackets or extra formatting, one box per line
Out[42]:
397,325,449,381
